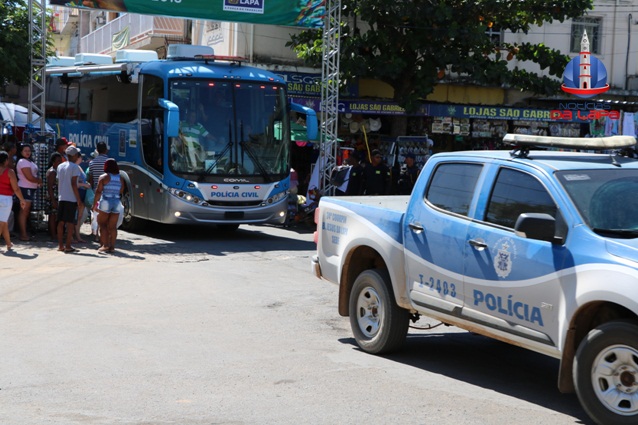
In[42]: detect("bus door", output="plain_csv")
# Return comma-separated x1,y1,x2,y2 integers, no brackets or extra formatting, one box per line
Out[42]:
139,75,166,222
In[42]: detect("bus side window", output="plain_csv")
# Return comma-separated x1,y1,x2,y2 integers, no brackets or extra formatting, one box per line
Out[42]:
141,75,164,173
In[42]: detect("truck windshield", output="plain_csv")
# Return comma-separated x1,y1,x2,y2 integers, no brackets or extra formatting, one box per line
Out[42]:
556,169,638,234
169,79,289,181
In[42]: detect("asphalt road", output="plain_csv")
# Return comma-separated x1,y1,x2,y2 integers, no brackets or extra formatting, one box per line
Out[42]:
0,222,591,424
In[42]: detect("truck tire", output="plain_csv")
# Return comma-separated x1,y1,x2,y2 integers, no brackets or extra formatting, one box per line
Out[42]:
573,320,638,425
349,269,409,354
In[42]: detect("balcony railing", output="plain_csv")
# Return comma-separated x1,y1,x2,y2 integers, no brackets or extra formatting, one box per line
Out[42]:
80,14,186,55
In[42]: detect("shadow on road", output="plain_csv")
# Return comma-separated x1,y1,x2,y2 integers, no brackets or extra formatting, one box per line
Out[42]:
340,331,592,424
113,221,316,258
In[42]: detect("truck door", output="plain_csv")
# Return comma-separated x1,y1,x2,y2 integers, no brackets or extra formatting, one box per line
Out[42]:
463,167,567,347
404,162,483,316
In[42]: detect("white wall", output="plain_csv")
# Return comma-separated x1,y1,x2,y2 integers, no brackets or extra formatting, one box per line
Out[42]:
506,0,638,91
196,21,307,66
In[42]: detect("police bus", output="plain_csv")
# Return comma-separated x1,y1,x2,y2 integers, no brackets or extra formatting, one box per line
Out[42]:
45,45,318,231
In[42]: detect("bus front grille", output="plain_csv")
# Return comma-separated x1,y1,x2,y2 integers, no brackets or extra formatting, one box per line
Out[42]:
205,200,263,207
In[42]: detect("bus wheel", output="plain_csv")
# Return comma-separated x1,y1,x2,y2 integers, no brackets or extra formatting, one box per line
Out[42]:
120,186,146,232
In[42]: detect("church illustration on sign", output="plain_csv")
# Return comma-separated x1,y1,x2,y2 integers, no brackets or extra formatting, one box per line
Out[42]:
561,30,610,98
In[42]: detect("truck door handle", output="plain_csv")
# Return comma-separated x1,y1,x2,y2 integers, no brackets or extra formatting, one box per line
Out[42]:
408,222,424,233
469,239,488,250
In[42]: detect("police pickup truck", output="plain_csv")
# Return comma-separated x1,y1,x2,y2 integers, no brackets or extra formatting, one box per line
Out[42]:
312,134,638,425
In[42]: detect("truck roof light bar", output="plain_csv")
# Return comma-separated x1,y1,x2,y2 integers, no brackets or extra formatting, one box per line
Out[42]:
504,133,637,151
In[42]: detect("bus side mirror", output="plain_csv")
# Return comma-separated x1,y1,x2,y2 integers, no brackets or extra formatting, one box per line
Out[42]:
158,98,179,137
290,102,318,141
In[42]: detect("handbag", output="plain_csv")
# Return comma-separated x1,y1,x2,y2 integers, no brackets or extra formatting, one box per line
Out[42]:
84,188,95,209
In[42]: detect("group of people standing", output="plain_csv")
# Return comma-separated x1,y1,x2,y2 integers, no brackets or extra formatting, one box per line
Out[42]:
331,149,421,196
0,137,124,254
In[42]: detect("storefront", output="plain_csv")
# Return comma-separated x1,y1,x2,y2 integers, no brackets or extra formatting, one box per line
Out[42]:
425,104,592,151
275,70,633,180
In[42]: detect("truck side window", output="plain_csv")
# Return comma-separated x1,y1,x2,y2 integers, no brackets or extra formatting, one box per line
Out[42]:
486,168,556,228
426,163,482,216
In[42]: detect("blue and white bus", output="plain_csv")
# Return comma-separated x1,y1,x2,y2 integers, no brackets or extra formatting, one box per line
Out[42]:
45,45,318,231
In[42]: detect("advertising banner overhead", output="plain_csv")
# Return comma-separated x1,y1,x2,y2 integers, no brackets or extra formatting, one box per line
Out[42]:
50,0,326,28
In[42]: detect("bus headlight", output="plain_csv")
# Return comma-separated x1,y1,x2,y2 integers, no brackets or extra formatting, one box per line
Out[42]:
263,190,288,205
168,188,204,206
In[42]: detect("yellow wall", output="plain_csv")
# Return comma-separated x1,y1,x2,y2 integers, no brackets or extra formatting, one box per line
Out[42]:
359,79,394,98
358,79,505,105
427,84,505,104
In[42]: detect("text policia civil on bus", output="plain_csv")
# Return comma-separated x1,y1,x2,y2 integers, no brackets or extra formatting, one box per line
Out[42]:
44,45,318,231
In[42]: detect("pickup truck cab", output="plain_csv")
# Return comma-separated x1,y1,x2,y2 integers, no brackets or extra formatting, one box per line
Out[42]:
313,134,638,425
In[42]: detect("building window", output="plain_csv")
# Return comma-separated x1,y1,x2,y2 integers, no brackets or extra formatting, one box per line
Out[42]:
486,26,503,45
571,17,602,54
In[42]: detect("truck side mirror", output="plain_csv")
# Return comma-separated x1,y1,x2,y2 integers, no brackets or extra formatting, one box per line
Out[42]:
514,213,558,243
158,98,179,137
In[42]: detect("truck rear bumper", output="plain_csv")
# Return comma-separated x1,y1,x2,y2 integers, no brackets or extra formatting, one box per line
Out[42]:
311,255,322,279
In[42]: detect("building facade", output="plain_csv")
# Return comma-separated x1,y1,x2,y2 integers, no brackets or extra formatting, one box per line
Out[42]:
40,1,638,150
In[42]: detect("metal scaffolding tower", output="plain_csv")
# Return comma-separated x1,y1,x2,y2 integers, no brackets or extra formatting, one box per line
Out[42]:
28,0,48,135
318,0,342,196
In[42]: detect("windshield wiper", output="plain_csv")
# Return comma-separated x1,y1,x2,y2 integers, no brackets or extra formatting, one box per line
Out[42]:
240,140,271,182
592,228,638,238
238,121,271,182
205,121,233,174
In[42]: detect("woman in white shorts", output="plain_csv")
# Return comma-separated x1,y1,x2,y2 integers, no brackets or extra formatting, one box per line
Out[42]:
0,151,27,251
92,158,124,253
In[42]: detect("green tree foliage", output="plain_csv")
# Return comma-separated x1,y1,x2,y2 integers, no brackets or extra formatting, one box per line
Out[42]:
0,0,52,87
288,0,593,114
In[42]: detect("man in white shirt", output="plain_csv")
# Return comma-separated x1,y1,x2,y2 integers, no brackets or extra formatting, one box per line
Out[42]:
56,145,83,253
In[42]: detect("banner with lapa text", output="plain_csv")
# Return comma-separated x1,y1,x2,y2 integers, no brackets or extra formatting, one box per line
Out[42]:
50,0,325,28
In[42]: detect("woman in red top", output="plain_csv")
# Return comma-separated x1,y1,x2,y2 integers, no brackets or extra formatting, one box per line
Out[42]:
0,150,27,251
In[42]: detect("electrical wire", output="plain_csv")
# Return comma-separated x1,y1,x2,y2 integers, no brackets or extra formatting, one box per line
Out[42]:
409,321,445,331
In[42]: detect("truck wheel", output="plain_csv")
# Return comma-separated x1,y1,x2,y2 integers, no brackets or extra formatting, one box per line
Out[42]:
573,320,638,425
120,186,146,232
349,269,409,354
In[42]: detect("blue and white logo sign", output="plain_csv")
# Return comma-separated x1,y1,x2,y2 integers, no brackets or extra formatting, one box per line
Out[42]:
224,0,265,14
561,30,609,99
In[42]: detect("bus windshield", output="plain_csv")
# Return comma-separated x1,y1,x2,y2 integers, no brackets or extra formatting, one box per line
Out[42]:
169,79,290,182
